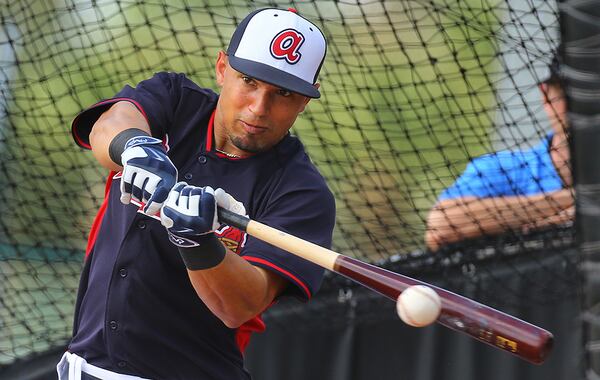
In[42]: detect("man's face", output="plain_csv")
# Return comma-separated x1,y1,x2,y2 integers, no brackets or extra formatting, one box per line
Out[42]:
214,51,314,155
541,82,567,135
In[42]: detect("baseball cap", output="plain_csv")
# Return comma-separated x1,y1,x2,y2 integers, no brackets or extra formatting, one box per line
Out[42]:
226,8,327,98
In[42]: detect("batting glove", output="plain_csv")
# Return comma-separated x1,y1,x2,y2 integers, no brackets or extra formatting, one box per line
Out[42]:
214,187,247,218
161,183,248,270
120,136,178,215
161,182,221,246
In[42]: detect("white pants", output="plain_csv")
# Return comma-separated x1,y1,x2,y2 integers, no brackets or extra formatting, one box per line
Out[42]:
57,352,150,380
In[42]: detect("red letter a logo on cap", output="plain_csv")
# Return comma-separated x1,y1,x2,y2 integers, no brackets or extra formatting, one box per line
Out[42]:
270,29,305,65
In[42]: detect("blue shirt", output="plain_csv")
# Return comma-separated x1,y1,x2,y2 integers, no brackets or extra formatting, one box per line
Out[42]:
69,72,336,379
439,135,564,200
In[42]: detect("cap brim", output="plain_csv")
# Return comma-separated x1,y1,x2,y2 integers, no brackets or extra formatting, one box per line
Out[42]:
228,55,321,98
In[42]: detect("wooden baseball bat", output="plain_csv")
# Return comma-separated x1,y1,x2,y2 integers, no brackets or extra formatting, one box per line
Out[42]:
217,208,554,364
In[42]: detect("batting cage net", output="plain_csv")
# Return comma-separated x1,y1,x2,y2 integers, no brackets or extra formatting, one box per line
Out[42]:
0,0,580,373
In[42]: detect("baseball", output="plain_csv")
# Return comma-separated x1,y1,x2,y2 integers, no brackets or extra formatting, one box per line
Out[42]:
396,285,442,327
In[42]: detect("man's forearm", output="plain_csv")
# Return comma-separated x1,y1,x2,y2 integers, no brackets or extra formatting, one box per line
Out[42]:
89,101,151,171
186,249,287,328
425,189,574,250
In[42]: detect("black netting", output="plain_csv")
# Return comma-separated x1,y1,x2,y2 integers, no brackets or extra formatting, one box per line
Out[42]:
0,0,578,368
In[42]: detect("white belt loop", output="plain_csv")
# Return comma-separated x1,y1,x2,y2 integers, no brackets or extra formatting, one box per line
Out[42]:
56,352,69,380
59,352,150,380
64,352,83,380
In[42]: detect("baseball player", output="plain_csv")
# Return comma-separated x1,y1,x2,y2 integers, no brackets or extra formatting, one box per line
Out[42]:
58,8,335,379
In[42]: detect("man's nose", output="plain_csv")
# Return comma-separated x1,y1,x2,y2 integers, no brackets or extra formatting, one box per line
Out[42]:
248,90,270,117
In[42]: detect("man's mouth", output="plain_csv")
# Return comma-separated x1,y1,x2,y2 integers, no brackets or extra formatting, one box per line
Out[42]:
240,120,267,135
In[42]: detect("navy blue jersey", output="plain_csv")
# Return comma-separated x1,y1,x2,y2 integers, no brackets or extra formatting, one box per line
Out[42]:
69,72,336,379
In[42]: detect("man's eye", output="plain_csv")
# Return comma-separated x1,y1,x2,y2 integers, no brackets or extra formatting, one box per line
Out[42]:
242,76,253,84
278,89,291,97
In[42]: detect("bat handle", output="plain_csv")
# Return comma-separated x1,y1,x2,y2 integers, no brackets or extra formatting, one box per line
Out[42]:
217,207,249,231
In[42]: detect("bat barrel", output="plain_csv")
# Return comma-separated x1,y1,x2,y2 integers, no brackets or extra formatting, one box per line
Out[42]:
334,256,554,364
436,292,554,364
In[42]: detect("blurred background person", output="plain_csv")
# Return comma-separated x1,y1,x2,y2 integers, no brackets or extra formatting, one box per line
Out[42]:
426,53,573,251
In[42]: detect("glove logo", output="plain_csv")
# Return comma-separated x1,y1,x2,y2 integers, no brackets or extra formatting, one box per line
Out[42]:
270,29,304,64
124,136,162,149
168,232,200,248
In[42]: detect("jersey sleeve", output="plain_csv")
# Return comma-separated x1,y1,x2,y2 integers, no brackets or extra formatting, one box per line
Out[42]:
438,153,517,200
71,72,188,148
241,166,336,302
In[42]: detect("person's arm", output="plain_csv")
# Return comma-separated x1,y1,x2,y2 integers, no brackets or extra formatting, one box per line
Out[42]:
425,188,574,251
88,100,177,215
161,184,290,328
89,101,152,171
187,253,288,328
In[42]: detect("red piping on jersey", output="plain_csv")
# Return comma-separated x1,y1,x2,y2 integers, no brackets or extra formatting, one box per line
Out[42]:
205,109,216,151
244,256,312,299
73,129,91,149
94,97,150,121
205,109,245,161
85,171,115,259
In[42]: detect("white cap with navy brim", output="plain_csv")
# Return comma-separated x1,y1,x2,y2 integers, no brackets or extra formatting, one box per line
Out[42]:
227,8,327,98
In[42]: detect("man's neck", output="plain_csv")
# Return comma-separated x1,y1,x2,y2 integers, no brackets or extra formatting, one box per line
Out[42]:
212,111,253,158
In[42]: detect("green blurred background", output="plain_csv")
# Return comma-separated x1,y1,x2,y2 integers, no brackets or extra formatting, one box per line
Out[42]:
0,0,558,367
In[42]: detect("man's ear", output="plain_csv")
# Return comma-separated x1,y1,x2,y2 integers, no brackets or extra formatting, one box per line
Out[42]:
301,83,320,109
215,51,228,87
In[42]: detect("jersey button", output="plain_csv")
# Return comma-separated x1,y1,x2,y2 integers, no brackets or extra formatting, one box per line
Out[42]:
109,320,118,330
117,361,127,368
198,155,207,164
119,268,128,278
184,173,193,180
137,220,146,229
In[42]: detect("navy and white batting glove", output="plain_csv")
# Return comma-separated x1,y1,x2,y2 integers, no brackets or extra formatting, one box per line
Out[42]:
160,182,227,270
161,183,221,245
120,136,178,215
214,187,247,217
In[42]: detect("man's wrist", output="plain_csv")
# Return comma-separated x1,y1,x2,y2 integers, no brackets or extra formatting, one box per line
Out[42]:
174,233,227,270
108,128,151,165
